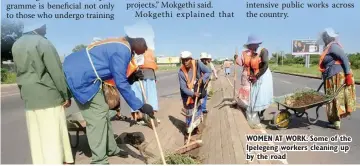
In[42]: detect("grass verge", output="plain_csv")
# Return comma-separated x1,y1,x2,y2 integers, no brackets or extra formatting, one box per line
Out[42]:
269,64,360,82
153,153,201,164
158,65,179,71
1,72,16,84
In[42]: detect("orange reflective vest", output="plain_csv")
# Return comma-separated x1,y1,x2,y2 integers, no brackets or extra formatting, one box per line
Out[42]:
180,60,197,105
87,37,138,78
139,49,158,70
318,41,344,73
242,48,263,76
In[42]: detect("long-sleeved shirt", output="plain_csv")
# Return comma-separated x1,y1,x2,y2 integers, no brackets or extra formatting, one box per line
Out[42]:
63,41,143,111
11,32,71,110
321,43,351,80
178,60,211,106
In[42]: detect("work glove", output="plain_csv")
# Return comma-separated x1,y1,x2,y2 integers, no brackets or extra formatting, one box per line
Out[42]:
345,74,354,86
128,70,144,84
139,104,155,119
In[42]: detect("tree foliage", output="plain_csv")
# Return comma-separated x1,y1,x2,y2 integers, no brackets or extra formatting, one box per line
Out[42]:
1,19,24,62
72,44,87,53
269,52,360,69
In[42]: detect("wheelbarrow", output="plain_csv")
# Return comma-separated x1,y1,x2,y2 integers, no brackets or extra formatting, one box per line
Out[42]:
269,82,345,130
66,112,87,148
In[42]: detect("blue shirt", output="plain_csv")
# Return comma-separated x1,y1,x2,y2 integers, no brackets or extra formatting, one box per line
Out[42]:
178,60,211,106
321,43,351,80
63,42,143,111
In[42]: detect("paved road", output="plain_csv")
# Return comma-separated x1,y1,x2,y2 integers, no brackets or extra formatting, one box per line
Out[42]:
2,67,359,164
228,66,360,164
0,70,178,164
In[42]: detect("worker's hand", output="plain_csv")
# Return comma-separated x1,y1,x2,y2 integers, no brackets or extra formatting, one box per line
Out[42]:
139,104,155,119
128,70,144,84
345,74,354,86
133,70,144,81
63,99,71,108
194,92,201,98
249,76,257,83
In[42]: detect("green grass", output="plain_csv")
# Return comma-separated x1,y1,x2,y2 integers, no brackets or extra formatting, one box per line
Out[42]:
269,64,360,82
158,65,179,71
1,72,16,84
153,153,201,164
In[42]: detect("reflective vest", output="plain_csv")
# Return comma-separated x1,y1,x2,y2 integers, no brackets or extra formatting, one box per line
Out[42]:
87,37,138,78
318,41,344,73
139,49,158,70
180,60,197,105
242,48,263,76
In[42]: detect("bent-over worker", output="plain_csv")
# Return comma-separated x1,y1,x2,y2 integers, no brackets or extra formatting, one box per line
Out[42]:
63,36,155,164
317,28,356,130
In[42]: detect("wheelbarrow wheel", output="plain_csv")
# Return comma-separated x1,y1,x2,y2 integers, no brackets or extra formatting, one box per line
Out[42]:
273,109,291,130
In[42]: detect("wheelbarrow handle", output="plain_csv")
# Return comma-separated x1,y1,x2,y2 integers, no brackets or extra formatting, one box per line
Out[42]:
317,82,324,92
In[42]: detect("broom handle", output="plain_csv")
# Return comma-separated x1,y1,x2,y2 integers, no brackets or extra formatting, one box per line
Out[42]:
233,47,238,99
139,81,166,165
186,79,202,145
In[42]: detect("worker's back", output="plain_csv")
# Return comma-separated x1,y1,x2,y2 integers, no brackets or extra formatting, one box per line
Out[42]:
63,42,131,104
12,33,66,109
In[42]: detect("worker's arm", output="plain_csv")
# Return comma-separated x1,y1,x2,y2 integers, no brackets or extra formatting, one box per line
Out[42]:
256,48,269,79
109,44,143,111
178,71,194,97
328,44,351,75
197,61,211,82
210,62,218,78
39,38,71,100
236,55,243,66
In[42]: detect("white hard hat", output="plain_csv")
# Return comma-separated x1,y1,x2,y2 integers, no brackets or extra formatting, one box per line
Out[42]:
180,51,192,59
226,58,228,60
200,52,208,59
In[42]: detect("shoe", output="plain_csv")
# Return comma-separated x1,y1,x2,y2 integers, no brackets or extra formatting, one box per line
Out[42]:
202,110,208,114
250,124,264,129
327,121,340,130
110,150,129,158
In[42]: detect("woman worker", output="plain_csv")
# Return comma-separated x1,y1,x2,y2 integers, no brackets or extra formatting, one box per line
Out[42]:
242,35,274,129
317,28,356,130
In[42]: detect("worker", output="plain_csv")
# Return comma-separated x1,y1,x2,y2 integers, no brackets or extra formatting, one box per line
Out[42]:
317,28,356,130
129,49,161,128
178,51,211,141
199,52,217,113
223,58,232,75
235,50,251,109
11,24,74,164
206,54,218,99
242,35,274,129
62,36,155,164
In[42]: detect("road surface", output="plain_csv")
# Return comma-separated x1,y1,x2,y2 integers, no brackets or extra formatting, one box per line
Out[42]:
1,67,359,164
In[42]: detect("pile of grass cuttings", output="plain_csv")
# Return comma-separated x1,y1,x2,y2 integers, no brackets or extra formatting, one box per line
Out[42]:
284,90,328,107
153,153,200,164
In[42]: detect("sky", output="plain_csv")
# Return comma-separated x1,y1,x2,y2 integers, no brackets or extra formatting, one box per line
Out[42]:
1,0,360,59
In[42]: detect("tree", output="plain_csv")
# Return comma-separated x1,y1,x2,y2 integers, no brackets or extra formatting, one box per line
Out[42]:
1,19,24,62
72,44,87,53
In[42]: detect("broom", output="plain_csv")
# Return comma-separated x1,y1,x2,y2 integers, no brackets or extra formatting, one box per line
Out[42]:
138,81,166,165
174,78,204,154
